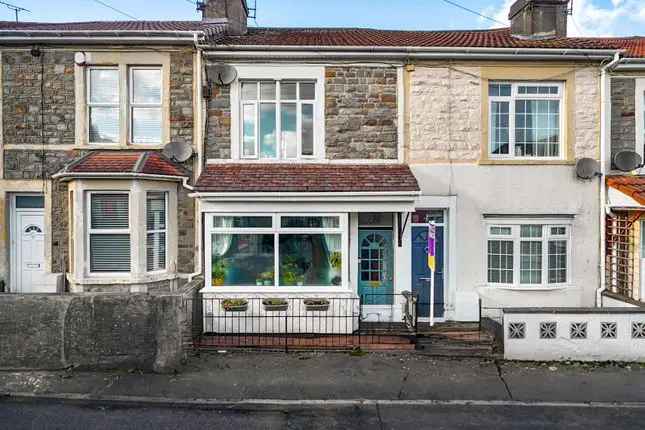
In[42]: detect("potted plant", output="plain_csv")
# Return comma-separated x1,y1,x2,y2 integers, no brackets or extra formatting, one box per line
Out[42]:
329,251,342,286
296,274,305,287
221,298,248,312
260,271,274,286
303,298,330,312
212,260,227,286
255,278,264,287
281,256,302,286
262,298,289,312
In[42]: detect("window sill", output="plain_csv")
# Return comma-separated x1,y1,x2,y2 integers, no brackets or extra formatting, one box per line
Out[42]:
72,272,177,285
76,144,168,151
200,286,354,295
478,159,575,166
483,284,575,291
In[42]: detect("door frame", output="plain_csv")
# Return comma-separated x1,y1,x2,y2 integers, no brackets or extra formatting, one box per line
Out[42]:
413,196,457,321
9,193,45,293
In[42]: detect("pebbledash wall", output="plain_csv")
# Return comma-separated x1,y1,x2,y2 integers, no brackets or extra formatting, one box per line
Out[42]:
407,62,602,320
0,48,198,291
204,64,399,160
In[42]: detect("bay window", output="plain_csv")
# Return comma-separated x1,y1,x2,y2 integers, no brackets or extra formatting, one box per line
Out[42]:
89,193,131,273
489,82,564,159
487,223,570,287
207,214,347,288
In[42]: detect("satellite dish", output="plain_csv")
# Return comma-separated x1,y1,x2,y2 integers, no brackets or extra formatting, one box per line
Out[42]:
614,150,643,172
206,64,238,86
162,142,193,163
575,158,601,180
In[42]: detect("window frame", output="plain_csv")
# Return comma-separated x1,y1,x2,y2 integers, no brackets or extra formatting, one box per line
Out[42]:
87,66,121,146
86,191,132,277
85,62,165,148
228,65,326,162
488,81,565,161
146,191,168,273
129,66,164,146
205,212,349,291
484,220,572,289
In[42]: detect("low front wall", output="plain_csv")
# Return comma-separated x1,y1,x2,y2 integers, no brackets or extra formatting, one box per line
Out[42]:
202,293,360,334
0,293,185,372
504,308,645,362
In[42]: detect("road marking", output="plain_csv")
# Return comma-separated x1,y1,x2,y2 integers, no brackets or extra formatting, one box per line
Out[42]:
3,392,645,410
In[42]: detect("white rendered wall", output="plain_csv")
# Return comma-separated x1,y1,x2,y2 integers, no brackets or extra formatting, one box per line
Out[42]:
504,310,645,362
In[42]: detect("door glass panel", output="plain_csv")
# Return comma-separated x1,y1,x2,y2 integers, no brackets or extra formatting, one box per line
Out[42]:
412,209,444,224
15,195,44,209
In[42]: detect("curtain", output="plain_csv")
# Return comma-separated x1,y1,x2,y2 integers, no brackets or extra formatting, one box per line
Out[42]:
322,217,342,253
212,217,234,258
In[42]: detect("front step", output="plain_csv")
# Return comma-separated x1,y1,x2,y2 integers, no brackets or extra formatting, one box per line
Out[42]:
415,322,498,358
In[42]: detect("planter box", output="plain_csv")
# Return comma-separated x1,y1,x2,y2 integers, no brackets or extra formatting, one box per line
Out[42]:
221,300,248,312
304,299,330,312
263,299,289,312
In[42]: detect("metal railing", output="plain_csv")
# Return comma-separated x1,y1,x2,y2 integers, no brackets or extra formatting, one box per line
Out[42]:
184,292,419,352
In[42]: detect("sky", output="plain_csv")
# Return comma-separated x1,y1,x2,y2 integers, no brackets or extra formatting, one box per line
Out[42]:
3,0,645,37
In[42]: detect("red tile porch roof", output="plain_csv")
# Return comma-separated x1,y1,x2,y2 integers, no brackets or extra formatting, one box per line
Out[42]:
194,163,420,193
56,151,189,179
607,176,645,205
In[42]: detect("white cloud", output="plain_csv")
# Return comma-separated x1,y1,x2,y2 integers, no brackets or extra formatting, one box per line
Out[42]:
482,0,645,37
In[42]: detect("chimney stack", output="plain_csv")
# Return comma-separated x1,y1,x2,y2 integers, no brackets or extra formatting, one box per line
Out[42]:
509,0,570,39
199,0,248,36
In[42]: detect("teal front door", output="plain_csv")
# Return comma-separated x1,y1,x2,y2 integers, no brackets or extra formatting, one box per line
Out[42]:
358,229,394,305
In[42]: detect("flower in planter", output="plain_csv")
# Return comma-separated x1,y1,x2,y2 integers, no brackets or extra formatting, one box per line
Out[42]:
262,298,289,311
303,298,330,311
221,298,248,312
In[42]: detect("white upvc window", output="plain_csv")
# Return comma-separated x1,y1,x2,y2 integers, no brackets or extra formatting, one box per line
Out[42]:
486,222,571,287
206,213,348,290
87,66,162,146
636,78,645,160
229,65,325,161
146,191,167,272
88,192,131,274
489,82,564,159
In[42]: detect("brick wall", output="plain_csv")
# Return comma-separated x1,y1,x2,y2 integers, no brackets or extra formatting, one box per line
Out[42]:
611,78,637,162
325,66,398,159
2,50,75,146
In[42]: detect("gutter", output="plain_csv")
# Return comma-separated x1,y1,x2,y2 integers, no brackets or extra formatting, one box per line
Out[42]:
597,52,623,308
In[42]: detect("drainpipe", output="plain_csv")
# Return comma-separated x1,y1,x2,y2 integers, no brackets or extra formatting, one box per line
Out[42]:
597,52,622,307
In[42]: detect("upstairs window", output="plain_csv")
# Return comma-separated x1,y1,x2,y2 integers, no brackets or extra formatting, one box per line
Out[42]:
240,80,317,160
87,66,163,146
489,82,564,159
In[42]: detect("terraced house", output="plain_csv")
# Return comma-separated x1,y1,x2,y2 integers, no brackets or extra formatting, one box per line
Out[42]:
1,0,644,343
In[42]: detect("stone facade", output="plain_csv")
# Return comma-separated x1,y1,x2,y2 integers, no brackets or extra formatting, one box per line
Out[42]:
574,67,601,160
205,84,231,159
325,66,398,159
177,187,195,273
408,65,482,163
408,64,600,163
2,50,75,146
51,179,69,274
3,149,77,180
169,51,194,149
611,78,637,162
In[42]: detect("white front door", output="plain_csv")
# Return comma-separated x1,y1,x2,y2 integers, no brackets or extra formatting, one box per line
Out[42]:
10,195,46,293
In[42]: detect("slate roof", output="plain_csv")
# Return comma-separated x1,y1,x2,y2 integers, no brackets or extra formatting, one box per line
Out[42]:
194,163,420,193
56,151,189,179
607,176,645,206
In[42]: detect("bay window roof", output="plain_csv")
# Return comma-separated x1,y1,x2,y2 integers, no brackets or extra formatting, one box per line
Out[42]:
194,163,420,193
54,151,189,181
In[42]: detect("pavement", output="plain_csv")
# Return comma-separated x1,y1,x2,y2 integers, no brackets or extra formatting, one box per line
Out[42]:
1,351,644,404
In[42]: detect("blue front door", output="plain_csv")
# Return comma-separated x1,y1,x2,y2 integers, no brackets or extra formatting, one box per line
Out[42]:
411,225,445,318
358,229,394,305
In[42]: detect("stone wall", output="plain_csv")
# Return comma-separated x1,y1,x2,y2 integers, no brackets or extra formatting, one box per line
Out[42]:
611,77,636,162
170,52,194,149
408,65,482,163
177,186,195,273
2,50,75,146
325,66,398,159
2,149,77,180
0,293,185,373
205,84,231,159
51,179,69,273
574,67,601,159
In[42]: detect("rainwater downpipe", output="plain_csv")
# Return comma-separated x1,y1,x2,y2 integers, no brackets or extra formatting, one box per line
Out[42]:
597,52,622,307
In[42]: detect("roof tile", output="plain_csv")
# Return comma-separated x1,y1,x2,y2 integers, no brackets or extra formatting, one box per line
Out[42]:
63,151,188,178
